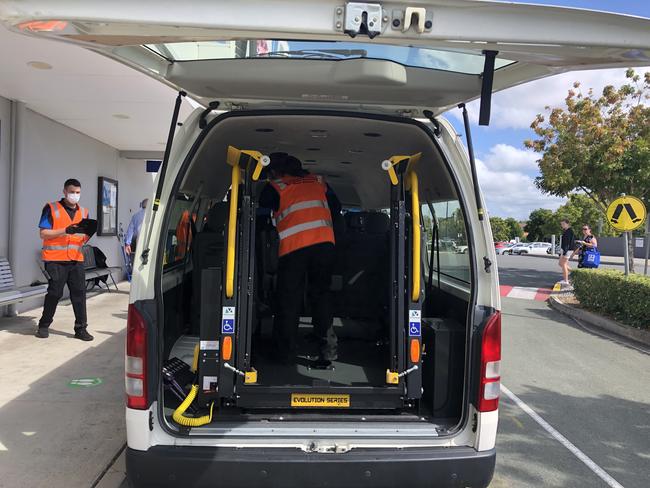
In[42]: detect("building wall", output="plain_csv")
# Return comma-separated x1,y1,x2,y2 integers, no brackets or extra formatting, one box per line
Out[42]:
7,104,154,313
0,95,11,258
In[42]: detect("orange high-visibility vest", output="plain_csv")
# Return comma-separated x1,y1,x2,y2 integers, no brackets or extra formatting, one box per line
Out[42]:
41,201,88,262
270,175,335,257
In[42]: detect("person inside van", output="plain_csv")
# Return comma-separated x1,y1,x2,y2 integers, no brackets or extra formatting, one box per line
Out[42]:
259,153,341,367
558,218,576,284
574,224,598,268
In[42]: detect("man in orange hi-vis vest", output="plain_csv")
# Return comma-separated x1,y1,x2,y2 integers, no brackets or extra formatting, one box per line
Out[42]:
36,178,94,341
259,153,341,368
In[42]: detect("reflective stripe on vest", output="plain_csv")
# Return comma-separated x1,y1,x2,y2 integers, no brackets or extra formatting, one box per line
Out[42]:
270,175,335,256
277,219,333,240
275,199,329,224
41,201,87,262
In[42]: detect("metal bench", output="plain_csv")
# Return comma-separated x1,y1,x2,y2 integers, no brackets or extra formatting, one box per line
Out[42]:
0,257,48,309
82,245,121,292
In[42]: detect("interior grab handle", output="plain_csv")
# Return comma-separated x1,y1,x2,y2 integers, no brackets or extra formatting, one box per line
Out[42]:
409,170,421,302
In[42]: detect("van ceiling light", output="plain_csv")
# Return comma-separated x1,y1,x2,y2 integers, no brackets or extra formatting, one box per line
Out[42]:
112,113,130,119
306,148,321,151
27,61,52,70
363,132,382,137
340,161,352,165
255,128,274,132
310,129,328,138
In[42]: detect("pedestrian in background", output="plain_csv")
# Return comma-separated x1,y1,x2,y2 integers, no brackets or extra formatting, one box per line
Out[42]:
36,178,94,340
125,198,148,257
558,218,576,284
574,224,599,268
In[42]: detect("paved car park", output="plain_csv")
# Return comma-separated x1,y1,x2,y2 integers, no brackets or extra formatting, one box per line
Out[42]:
1,255,648,487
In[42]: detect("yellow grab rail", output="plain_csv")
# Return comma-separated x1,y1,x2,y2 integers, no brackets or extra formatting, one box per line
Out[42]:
224,146,270,298
409,170,421,302
380,152,423,302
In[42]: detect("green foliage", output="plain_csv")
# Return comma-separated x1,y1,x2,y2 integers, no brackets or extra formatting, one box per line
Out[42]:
505,217,524,240
489,217,510,241
554,194,618,237
571,269,650,330
524,208,554,241
525,69,650,209
490,216,525,241
524,194,620,242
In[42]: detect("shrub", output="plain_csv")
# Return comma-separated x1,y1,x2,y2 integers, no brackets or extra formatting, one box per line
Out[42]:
571,269,650,330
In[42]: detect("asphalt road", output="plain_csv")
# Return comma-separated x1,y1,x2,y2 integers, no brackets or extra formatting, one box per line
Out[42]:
492,255,650,488
497,254,647,288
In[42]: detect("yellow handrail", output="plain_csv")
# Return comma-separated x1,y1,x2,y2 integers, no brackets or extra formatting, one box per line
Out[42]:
409,170,421,302
225,156,241,299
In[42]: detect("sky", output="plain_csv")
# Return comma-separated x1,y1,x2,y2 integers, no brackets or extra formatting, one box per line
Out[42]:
443,0,650,221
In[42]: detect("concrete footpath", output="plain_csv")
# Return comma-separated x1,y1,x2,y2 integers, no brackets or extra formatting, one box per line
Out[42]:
0,284,129,488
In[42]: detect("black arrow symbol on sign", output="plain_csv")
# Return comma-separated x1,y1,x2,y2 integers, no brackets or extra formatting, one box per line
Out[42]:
610,203,641,224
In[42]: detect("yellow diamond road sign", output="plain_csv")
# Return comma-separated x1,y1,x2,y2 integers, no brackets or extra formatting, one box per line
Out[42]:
606,196,646,232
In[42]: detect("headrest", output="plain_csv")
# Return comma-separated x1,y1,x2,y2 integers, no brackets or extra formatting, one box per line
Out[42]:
343,211,389,234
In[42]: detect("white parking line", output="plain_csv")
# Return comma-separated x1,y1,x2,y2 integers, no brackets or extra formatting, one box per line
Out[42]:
501,385,625,488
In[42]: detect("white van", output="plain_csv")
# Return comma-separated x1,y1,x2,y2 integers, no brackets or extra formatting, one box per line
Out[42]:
4,2,648,487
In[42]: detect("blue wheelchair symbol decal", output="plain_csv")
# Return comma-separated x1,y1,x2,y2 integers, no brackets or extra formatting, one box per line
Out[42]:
409,321,421,337
221,319,235,334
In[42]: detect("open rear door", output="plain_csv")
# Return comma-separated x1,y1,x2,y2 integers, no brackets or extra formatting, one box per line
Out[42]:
2,0,649,118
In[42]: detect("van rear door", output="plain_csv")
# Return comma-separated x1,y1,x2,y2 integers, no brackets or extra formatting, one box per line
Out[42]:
2,0,649,117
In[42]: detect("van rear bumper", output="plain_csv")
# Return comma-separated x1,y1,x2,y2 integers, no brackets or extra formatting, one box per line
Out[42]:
126,445,495,488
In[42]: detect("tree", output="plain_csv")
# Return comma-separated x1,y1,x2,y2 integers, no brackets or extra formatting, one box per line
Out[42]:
524,208,554,242
505,218,525,241
554,193,617,237
489,217,510,242
525,69,650,271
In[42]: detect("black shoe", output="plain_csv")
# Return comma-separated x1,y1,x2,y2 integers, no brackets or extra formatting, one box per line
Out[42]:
74,328,94,341
311,358,332,370
35,328,49,339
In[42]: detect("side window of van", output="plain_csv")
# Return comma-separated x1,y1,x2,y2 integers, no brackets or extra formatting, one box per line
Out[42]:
422,200,470,283
163,194,196,269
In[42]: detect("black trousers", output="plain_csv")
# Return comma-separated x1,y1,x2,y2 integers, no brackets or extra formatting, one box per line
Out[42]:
273,242,337,360
38,261,88,329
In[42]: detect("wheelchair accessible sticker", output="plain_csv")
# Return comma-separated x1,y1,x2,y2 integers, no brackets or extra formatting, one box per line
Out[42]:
409,309,421,337
221,306,236,334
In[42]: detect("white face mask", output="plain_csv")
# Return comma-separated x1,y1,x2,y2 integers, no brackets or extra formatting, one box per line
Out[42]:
66,192,81,205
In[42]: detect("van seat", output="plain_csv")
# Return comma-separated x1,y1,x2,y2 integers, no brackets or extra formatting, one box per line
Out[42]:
190,202,228,333
338,211,390,320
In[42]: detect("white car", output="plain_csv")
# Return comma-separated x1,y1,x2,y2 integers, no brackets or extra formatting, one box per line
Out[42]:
6,2,647,487
503,243,528,255
518,242,552,255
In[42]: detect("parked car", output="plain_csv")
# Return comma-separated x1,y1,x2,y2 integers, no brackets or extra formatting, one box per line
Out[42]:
8,2,648,487
495,243,515,255
518,242,552,255
547,245,562,256
502,243,528,255
456,245,469,254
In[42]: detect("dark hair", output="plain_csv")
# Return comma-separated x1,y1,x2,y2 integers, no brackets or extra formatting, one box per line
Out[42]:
582,224,591,230
64,178,81,189
560,218,570,225
269,152,304,177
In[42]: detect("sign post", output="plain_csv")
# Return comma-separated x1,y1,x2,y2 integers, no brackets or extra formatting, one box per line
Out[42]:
643,219,650,275
606,195,647,275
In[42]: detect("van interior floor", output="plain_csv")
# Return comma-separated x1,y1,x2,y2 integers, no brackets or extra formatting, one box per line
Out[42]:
170,317,388,388
252,318,387,387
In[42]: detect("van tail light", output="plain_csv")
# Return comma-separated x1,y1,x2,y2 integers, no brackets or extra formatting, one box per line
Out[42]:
126,304,148,409
477,311,501,412
17,20,68,32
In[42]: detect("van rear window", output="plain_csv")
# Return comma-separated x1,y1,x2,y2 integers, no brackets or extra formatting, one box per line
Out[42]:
145,40,515,74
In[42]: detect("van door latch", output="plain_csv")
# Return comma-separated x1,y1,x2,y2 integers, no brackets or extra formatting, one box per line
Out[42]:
337,2,383,38
483,256,492,273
